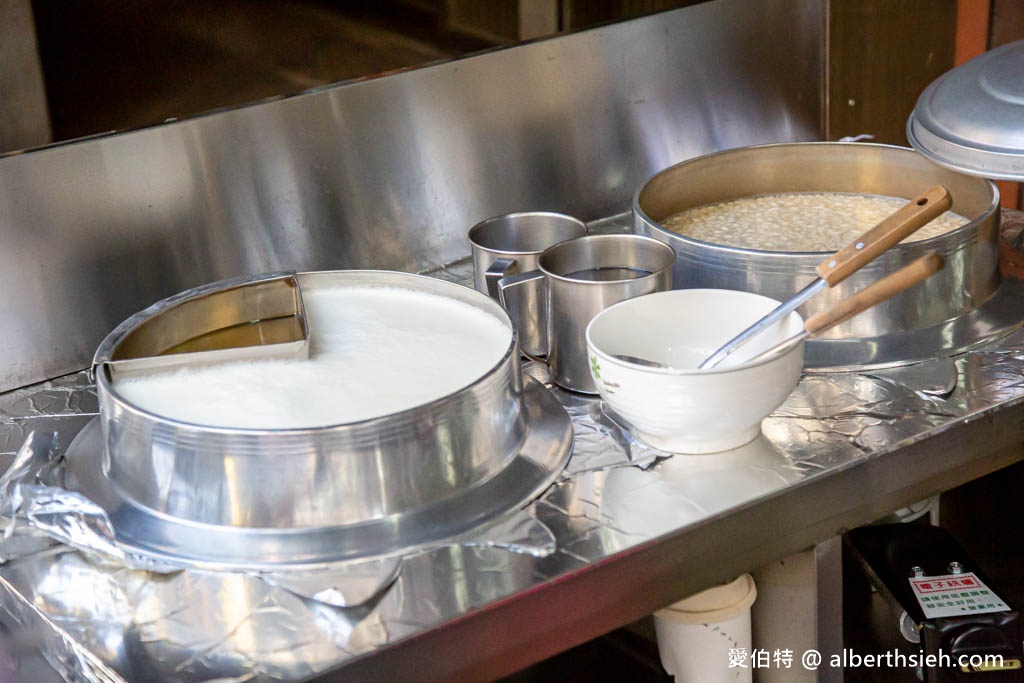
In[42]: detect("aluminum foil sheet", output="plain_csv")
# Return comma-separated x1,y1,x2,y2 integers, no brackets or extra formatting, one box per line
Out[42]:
4,212,1024,680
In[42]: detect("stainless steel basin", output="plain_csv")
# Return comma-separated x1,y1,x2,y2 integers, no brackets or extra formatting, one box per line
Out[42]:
92,270,527,531
633,142,1001,342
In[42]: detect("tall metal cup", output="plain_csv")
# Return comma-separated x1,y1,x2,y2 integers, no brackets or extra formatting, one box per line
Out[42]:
500,234,675,394
469,212,588,357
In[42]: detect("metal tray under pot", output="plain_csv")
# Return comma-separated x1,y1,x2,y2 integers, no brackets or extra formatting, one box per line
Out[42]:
633,142,1005,370
72,270,573,568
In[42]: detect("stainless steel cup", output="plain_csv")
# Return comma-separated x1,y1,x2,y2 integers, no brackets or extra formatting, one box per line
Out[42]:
500,234,675,394
469,212,587,357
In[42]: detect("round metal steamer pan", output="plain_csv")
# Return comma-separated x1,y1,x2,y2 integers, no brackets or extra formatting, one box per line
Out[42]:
634,143,1001,352
92,270,528,533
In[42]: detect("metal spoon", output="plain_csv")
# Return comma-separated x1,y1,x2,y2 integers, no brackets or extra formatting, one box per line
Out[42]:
612,252,945,370
698,185,952,369
611,354,671,368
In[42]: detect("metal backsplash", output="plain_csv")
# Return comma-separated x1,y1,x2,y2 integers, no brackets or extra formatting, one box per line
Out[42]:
0,0,822,392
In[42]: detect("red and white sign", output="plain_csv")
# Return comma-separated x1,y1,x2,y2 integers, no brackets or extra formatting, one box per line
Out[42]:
909,572,1010,619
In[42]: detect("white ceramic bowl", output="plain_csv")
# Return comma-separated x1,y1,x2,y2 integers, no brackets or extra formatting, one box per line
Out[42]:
585,289,805,454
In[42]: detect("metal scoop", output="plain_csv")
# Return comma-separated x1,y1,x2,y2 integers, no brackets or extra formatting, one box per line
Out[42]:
698,185,952,369
614,252,945,370
92,271,309,381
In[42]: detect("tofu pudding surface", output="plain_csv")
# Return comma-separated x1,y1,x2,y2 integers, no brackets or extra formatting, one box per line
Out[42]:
113,285,513,429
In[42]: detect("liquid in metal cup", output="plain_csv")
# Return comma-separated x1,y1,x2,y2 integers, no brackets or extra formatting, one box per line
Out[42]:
500,233,675,394
469,212,587,357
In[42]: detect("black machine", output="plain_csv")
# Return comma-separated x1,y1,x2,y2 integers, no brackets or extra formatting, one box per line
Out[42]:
845,524,1023,682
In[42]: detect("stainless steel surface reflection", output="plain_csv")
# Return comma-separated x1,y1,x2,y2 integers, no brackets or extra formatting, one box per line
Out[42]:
5,312,1024,679
597,436,803,551
0,0,823,393
2,211,1024,680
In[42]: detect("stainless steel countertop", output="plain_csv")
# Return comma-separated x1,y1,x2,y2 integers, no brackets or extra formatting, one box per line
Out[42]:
2,214,1024,682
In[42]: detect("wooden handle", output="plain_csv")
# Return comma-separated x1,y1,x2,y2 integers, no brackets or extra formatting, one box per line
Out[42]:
804,252,945,335
815,185,952,286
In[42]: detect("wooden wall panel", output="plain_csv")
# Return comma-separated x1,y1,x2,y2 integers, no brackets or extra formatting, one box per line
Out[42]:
991,0,1024,47
827,0,957,145
954,0,989,64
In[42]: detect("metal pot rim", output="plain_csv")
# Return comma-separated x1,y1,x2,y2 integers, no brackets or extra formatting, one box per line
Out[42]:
537,233,677,283
632,141,1000,257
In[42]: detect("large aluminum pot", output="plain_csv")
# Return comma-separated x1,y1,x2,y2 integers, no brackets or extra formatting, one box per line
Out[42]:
633,142,1000,341
91,270,526,531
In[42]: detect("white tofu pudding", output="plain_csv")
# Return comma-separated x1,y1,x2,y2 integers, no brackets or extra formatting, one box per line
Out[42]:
114,283,513,429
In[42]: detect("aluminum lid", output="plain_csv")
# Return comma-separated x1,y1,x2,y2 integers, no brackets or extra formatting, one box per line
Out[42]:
907,39,1024,181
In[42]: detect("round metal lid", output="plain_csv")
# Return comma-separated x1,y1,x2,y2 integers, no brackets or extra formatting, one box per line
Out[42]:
907,39,1024,181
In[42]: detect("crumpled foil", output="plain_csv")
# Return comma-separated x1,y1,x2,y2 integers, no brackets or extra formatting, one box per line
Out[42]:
0,571,124,683
0,422,565,682
0,432,158,572
3,226,1024,680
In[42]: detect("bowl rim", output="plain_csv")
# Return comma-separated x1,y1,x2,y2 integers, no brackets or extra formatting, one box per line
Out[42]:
585,288,805,377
